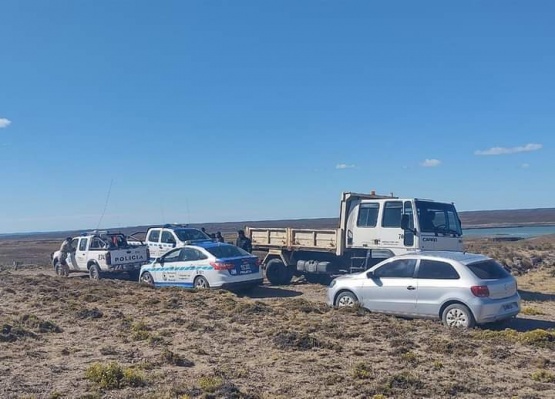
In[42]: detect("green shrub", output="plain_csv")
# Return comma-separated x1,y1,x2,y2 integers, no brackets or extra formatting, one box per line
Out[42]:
85,362,145,389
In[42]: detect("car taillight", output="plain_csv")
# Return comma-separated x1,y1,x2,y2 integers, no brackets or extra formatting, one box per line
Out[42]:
210,262,234,270
471,285,489,297
146,247,150,260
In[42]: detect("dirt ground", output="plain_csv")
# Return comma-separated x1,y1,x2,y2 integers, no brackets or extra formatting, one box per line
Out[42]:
0,237,554,399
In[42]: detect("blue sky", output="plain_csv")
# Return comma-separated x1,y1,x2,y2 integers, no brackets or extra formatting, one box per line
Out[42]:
1,1,554,233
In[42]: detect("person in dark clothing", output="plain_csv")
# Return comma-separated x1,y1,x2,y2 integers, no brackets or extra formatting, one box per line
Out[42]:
215,232,225,243
235,230,252,253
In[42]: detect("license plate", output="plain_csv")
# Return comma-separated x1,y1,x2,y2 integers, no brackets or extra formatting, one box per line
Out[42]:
502,303,516,311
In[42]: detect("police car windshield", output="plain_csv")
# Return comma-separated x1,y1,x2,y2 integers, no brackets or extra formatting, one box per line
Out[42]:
206,245,250,259
174,229,210,242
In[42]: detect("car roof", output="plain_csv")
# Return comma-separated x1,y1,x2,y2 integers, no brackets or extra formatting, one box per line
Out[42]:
398,251,490,265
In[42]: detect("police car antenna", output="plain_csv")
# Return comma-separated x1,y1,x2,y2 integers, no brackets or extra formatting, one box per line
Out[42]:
96,178,113,230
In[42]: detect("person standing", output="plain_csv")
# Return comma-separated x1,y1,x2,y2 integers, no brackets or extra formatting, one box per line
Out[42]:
215,232,225,243
58,237,74,276
235,230,252,253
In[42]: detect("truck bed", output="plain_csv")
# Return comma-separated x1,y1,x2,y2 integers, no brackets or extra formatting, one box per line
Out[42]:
248,227,339,252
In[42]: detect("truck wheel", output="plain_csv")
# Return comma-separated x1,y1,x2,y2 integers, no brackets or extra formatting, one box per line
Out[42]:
89,264,101,280
266,259,292,285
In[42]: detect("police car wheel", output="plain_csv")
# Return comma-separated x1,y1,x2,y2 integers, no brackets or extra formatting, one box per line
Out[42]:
140,272,155,287
89,264,101,280
194,276,210,289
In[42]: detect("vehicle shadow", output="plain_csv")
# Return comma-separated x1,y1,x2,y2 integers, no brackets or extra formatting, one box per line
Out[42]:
236,285,303,299
482,317,555,332
518,289,555,302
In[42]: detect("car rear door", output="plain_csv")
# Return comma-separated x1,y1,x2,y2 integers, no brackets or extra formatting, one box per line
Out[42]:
360,258,417,315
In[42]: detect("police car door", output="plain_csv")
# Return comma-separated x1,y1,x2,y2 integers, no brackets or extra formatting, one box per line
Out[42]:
176,248,209,286
74,238,89,271
68,238,80,270
146,229,161,259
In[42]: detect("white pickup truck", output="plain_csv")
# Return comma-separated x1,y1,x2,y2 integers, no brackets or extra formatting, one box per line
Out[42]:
129,224,212,260
51,232,149,280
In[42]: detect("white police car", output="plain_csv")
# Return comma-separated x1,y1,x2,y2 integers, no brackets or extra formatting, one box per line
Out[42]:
138,241,263,290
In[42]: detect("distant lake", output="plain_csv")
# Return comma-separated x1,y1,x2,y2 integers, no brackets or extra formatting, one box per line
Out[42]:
464,225,555,238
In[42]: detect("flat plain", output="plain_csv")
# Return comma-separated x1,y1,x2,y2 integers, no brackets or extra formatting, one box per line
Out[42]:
0,236,554,399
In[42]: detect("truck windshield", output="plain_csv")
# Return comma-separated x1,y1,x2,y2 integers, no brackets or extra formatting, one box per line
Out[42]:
415,200,462,236
174,229,210,242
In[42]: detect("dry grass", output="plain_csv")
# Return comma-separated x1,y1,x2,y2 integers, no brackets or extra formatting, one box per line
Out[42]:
0,237,554,398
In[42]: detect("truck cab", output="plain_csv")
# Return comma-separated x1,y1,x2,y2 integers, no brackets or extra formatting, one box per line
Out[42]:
144,225,212,260
342,193,463,256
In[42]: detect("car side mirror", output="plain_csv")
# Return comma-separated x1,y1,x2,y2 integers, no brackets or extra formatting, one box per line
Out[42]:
155,257,163,264
366,270,375,279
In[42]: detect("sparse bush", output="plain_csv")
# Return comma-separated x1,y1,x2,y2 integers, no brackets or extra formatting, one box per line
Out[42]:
387,371,424,390
19,314,62,333
85,362,145,389
131,320,151,341
352,362,374,379
198,376,223,393
472,328,555,349
160,348,194,367
521,306,545,316
273,330,335,351
531,370,555,383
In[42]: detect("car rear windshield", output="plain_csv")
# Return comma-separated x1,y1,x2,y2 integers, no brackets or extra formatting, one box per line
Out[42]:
466,260,510,280
206,245,250,259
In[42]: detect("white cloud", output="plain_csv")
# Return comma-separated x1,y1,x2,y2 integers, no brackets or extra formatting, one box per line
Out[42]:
336,163,356,169
521,163,530,169
420,159,441,167
474,143,542,156
0,118,11,129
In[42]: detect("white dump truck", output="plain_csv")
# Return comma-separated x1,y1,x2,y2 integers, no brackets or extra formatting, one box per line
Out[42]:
51,231,149,280
247,191,464,285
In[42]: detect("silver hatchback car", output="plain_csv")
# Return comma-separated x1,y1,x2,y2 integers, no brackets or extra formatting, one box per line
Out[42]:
327,251,520,328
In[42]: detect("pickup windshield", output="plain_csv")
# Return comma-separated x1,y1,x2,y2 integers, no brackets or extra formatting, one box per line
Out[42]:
174,229,210,242
415,200,462,236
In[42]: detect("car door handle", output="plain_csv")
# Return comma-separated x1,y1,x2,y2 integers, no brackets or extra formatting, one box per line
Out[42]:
407,286,416,290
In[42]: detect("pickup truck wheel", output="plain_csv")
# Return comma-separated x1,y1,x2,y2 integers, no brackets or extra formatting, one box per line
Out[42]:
194,276,210,289
89,264,101,280
54,260,69,277
140,272,155,287
266,259,292,285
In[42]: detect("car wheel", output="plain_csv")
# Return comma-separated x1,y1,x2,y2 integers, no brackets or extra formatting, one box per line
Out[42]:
194,276,210,289
89,264,101,280
442,303,476,328
140,271,155,287
335,291,358,308
266,259,292,285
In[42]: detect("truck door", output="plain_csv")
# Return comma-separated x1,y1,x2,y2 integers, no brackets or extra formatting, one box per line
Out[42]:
347,200,381,248
73,238,89,270
146,229,161,259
